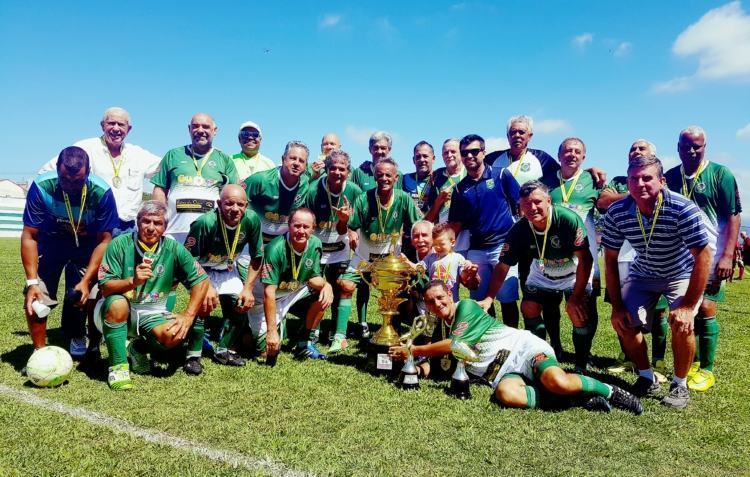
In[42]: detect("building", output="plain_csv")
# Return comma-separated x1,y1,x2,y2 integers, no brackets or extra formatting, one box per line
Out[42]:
0,179,27,238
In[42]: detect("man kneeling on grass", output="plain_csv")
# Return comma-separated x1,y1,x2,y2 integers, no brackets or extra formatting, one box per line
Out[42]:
95,201,209,390
391,281,642,414
246,208,334,364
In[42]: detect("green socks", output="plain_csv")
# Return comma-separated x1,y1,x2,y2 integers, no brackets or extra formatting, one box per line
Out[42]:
698,316,719,371
186,317,205,359
356,283,369,324
524,385,538,409
524,316,546,340
651,313,668,363
102,320,128,366
336,298,352,336
217,296,247,351
579,375,613,398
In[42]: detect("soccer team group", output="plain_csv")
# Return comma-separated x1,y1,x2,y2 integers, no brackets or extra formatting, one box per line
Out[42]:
20,107,741,414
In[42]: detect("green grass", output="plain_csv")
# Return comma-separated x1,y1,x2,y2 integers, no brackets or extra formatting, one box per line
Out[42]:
1,238,749,476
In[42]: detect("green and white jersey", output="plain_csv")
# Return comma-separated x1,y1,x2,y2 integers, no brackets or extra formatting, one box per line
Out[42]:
305,178,363,264
665,161,742,267
348,188,423,260
501,205,590,290
231,152,275,182
350,161,403,192
98,233,208,313
260,234,323,299
151,146,238,236
184,209,263,279
603,176,636,263
244,167,309,243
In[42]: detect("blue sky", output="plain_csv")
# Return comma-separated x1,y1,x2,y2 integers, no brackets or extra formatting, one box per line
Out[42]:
1,1,748,219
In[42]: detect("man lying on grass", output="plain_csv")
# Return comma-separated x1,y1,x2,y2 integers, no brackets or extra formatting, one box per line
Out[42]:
95,200,209,390
390,281,643,414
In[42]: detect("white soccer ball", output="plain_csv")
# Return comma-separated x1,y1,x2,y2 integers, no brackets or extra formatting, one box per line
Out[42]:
26,346,73,388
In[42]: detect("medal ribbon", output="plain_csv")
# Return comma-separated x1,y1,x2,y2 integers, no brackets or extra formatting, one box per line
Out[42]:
558,169,583,204
636,192,663,251
63,184,88,248
190,147,214,177
324,180,343,221
508,150,527,178
138,239,158,254
219,212,241,263
375,191,395,235
528,206,553,267
680,160,708,199
288,240,304,283
101,136,125,182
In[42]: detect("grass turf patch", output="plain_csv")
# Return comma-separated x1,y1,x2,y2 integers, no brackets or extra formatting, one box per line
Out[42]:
1,238,749,476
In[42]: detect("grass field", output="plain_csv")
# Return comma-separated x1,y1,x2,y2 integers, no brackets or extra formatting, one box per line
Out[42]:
1,237,749,476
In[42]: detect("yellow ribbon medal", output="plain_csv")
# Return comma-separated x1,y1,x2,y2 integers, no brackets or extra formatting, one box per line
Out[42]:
190,147,214,186
680,160,708,199
63,184,88,248
529,206,553,274
287,240,304,291
508,150,527,178
635,192,663,253
219,212,241,271
101,137,125,188
374,191,395,242
558,170,583,206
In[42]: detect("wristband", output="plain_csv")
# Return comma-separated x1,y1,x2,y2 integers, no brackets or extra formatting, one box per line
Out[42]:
26,278,40,287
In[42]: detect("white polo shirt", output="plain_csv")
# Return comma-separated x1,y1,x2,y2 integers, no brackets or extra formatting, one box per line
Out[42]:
38,137,161,223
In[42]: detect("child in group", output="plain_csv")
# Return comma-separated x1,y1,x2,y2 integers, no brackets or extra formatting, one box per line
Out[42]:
417,223,479,300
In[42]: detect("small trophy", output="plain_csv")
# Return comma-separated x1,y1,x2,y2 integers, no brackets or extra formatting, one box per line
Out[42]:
397,315,429,390
449,340,480,400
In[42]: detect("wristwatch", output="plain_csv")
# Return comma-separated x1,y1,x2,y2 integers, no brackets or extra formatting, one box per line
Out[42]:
26,278,40,287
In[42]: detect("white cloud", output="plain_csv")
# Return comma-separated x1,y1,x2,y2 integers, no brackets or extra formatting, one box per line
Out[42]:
485,137,510,153
613,41,632,57
345,125,374,146
572,33,593,49
737,123,750,139
319,14,342,29
535,119,572,134
651,76,693,93
653,1,750,92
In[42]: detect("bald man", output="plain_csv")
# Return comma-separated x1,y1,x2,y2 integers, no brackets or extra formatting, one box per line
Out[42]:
183,184,263,372
309,133,341,180
151,113,238,244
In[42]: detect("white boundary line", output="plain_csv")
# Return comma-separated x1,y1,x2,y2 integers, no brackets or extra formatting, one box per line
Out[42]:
0,384,314,477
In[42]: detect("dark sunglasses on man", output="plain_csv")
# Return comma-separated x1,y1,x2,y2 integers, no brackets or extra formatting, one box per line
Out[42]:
239,130,261,141
460,147,483,157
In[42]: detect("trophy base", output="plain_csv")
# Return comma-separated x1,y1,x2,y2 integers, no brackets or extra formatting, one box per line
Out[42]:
366,342,400,380
398,371,420,390
448,379,472,400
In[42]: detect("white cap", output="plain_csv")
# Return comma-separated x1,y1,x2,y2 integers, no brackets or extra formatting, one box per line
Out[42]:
239,121,262,137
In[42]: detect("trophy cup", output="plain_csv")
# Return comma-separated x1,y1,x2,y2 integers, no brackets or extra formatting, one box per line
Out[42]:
449,340,480,400
358,233,424,375
397,315,430,390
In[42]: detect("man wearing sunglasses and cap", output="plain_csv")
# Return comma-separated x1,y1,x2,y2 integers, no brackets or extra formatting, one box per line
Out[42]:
232,121,275,181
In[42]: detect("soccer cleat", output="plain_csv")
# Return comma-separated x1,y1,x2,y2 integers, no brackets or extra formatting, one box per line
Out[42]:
631,376,661,398
573,363,590,375
609,386,644,415
686,361,700,379
108,364,134,390
582,396,612,413
69,336,88,359
358,323,371,340
202,336,214,357
183,357,203,376
213,350,247,367
328,335,348,355
295,343,327,360
662,383,690,409
653,359,668,384
687,369,715,392
127,340,151,375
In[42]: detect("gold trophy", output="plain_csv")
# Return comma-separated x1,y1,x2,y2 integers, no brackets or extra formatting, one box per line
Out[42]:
358,233,424,372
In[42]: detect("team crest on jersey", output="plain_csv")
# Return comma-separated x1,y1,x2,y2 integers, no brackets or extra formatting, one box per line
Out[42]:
98,263,109,280
154,264,165,276
185,237,196,250
550,235,561,249
208,160,217,168
486,179,495,189
452,321,468,336
574,184,584,192
261,263,273,280
696,182,706,193
304,258,313,269
574,227,584,247
521,162,531,172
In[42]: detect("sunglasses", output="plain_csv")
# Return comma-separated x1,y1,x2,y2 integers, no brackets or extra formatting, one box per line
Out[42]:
460,148,483,157
239,130,261,141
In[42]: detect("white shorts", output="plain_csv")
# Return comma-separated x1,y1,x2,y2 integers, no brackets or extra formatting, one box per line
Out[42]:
247,283,312,338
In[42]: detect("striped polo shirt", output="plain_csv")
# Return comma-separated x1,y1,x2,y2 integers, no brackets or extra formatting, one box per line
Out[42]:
602,189,708,280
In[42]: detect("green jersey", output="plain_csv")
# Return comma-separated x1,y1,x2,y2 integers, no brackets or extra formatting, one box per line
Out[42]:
231,152,275,182
350,161,403,192
604,176,628,195
244,167,309,242
501,205,589,290
151,146,238,235
305,178,363,264
665,161,742,266
348,188,423,258
98,233,208,312
260,234,323,298
184,209,263,279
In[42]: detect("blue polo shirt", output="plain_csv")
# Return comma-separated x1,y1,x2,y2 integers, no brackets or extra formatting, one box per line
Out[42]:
448,165,520,250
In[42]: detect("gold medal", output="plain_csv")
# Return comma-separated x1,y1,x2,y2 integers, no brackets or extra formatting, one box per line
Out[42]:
440,356,452,372
370,233,378,241
279,281,288,290
288,281,298,291
193,176,205,186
